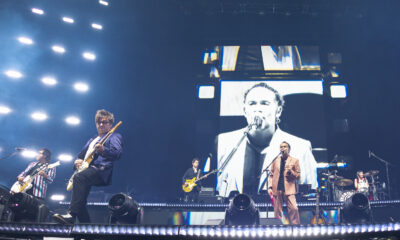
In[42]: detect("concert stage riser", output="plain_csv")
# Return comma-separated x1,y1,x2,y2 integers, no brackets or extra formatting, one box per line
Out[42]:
53,200,400,225
0,222,399,240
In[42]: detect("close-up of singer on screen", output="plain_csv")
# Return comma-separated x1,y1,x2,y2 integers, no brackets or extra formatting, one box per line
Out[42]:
216,82,318,197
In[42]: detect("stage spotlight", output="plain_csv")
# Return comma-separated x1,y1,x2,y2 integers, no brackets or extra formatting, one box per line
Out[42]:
8,192,49,222
65,116,80,125
52,45,65,54
17,37,33,45
82,52,96,61
91,23,103,30
21,150,37,158
342,193,371,223
62,17,74,24
31,8,44,15
4,70,23,79
58,154,73,162
224,194,260,225
0,105,12,115
41,76,57,86
99,0,109,6
50,194,65,201
108,193,141,224
330,84,347,98
73,82,89,92
31,111,48,121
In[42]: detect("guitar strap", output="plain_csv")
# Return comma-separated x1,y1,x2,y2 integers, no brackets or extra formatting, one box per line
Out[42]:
25,162,45,176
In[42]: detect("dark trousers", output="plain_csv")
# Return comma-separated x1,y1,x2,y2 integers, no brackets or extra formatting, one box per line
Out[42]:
69,167,104,223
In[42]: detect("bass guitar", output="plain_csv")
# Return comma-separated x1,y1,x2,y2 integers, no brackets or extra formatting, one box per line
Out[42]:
66,121,122,191
311,187,327,224
182,169,218,193
11,161,60,193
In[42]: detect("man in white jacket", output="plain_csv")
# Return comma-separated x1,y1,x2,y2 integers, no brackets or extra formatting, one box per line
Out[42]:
217,82,318,197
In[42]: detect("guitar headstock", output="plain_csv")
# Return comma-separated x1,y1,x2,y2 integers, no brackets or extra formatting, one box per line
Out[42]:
48,161,61,168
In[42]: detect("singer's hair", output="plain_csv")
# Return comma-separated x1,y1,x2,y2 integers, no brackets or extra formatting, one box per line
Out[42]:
40,148,52,162
357,170,363,177
281,141,291,150
95,109,114,124
192,158,199,164
243,82,285,107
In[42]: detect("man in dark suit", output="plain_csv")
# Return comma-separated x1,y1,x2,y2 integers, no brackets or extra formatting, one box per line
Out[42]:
53,109,123,224
268,141,300,224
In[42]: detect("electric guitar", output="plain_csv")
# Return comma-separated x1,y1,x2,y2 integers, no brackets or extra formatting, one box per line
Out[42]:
66,121,122,191
182,169,218,193
11,161,60,193
311,187,327,224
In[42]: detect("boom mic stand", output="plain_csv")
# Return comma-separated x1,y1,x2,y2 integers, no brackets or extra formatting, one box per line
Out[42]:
370,151,393,199
0,149,20,161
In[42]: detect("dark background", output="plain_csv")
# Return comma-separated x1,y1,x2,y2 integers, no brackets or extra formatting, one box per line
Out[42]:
0,0,399,201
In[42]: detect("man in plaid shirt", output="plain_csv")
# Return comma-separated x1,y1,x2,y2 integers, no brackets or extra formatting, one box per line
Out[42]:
17,148,56,199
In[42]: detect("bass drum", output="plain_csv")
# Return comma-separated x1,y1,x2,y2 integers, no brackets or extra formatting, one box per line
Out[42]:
339,190,355,202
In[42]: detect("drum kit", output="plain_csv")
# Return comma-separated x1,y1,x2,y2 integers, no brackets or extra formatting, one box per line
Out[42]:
321,170,380,202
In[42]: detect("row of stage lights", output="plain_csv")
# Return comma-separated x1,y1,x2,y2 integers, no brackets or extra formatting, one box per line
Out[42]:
3,69,90,92
0,223,398,238
32,7,103,31
0,107,81,126
16,35,96,60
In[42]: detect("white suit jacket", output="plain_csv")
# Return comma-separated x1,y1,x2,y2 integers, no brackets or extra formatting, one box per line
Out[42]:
216,128,318,197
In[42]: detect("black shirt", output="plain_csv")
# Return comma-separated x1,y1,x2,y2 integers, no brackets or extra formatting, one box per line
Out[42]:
277,157,287,191
242,141,266,195
182,168,202,185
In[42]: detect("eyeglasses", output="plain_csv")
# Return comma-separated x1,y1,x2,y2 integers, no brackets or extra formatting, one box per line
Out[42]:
97,120,111,125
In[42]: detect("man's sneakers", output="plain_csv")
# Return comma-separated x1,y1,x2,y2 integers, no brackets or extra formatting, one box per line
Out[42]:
53,213,76,224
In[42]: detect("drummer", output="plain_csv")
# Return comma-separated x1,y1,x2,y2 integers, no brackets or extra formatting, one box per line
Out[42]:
354,170,369,193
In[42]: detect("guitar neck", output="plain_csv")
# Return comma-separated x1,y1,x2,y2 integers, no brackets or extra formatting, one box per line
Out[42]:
195,170,217,183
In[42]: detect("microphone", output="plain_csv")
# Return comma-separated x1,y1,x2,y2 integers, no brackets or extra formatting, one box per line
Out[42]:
368,150,371,158
251,116,263,129
15,147,26,151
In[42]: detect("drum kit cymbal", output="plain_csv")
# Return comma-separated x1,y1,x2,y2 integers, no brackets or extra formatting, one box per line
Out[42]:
364,170,379,177
322,172,353,187
321,168,381,202
322,170,379,187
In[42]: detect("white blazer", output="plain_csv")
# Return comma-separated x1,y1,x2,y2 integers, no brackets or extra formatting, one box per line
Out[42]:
216,128,318,197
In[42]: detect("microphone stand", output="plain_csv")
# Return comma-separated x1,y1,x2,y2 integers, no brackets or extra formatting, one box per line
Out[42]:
0,150,20,161
370,151,393,199
259,152,281,218
218,124,257,174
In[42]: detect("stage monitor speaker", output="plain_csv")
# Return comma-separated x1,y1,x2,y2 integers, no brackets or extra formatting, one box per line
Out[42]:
199,187,215,197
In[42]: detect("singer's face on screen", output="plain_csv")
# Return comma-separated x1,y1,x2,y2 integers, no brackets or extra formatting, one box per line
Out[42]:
243,87,282,132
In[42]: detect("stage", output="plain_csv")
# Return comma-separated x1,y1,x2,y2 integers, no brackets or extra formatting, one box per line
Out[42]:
1,200,400,239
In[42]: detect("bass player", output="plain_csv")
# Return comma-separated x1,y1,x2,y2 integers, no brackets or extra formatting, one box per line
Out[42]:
53,109,123,224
